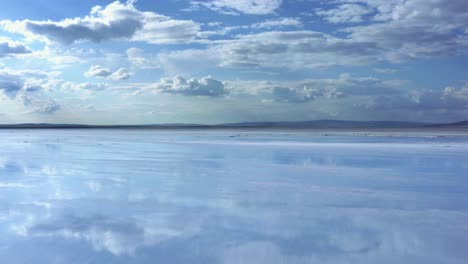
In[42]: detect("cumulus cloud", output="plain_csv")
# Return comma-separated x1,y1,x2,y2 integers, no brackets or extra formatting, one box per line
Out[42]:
84,66,130,81
0,1,200,44
110,68,130,80
84,65,112,78
0,40,31,57
152,76,228,97
190,0,283,15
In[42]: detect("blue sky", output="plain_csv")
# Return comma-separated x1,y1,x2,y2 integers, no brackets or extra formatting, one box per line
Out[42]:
0,0,467,124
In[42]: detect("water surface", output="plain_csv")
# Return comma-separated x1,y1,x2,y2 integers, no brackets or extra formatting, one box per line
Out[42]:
1,129,468,263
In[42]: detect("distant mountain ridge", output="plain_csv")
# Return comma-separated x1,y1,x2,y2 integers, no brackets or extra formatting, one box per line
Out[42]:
1,120,468,129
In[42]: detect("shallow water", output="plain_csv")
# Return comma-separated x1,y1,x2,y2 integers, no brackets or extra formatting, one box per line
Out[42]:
1,129,468,263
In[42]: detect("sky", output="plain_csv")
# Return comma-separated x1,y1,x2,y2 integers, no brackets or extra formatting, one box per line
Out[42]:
0,0,467,124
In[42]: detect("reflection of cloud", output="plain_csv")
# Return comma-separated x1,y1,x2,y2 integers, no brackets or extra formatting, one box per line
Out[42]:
22,214,185,255
0,182,30,188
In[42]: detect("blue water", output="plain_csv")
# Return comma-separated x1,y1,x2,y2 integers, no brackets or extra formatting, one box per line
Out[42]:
1,129,468,263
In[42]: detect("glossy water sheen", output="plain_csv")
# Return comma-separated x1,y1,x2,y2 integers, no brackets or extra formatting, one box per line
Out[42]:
1,129,468,263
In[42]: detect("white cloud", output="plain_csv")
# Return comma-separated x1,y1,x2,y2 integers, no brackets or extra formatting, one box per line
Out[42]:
22,97,61,114
0,72,26,99
164,31,381,70
75,82,109,91
251,18,302,29
340,0,468,60
84,66,130,81
373,68,397,74
0,69,57,98
110,68,130,81
22,214,184,256
0,70,61,115
163,3,468,71
190,0,283,15
0,1,200,44
150,76,228,97
272,86,341,103
316,4,373,23
127,47,159,69
170,0,468,72
84,65,112,78
0,39,31,57
197,18,301,39
132,12,200,44
28,46,85,69
442,83,468,108
230,74,398,103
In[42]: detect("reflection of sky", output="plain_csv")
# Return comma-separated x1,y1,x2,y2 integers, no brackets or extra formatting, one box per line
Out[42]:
1,130,468,263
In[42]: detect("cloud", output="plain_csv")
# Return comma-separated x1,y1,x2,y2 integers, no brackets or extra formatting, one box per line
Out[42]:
443,83,468,103
110,68,130,81
127,47,159,69
373,68,397,74
27,215,146,255
346,82,468,120
151,76,228,97
84,65,112,78
198,17,302,38
190,0,283,15
340,0,468,60
163,0,468,72
132,12,200,44
22,97,61,114
212,31,381,69
84,66,130,81
75,82,109,91
22,214,185,256
252,74,397,103
0,69,55,98
0,70,61,114
272,86,341,103
0,1,200,44
316,4,373,23
0,40,31,57
251,18,302,29
0,72,25,98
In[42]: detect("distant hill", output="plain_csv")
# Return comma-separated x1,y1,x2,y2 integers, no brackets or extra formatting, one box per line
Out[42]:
425,121,468,128
218,120,425,128
0,120,467,129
